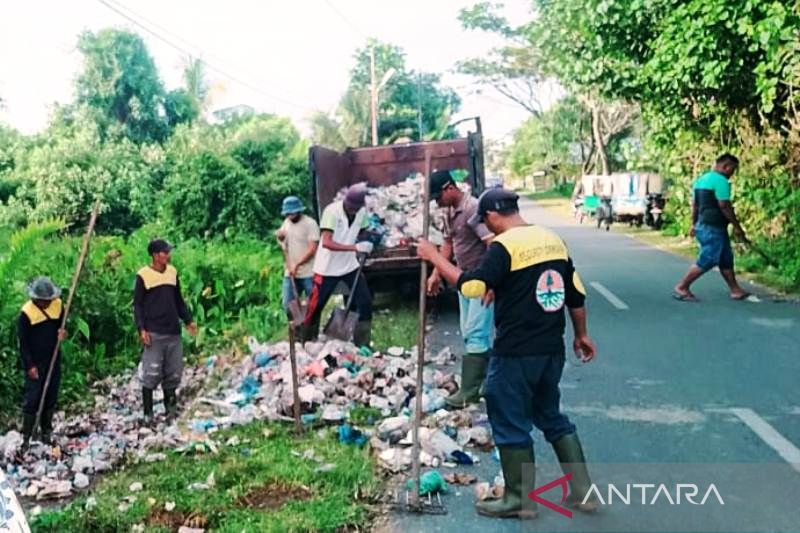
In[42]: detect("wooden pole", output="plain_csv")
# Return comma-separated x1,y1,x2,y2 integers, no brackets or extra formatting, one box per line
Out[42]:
410,151,432,506
34,201,101,436
288,324,303,434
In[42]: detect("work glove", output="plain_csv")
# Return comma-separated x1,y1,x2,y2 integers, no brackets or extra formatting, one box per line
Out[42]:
355,241,374,255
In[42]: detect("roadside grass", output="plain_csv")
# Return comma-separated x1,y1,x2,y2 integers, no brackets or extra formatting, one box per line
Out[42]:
31,422,380,533
372,293,418,352
528,195,799,296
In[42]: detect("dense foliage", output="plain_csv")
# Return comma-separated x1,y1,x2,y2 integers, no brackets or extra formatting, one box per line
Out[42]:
0,29,305,417
473,0,800,288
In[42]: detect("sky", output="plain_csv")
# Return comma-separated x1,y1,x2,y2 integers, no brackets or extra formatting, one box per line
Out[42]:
0,0,553,142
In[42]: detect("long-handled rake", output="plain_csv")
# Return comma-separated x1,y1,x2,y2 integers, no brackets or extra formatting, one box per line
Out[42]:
389,151,446,516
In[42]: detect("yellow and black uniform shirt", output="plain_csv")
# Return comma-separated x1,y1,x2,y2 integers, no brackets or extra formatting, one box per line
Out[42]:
133,265,193,335
457,225,587,357
18,299,64,370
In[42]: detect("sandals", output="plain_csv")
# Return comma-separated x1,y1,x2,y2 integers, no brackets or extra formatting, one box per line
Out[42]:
730,292,751,301
672,290,699,302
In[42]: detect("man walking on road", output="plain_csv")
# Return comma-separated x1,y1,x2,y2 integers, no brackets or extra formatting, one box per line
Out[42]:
417,188,598,519
673,153,750,302
302,184,374,346
275,196,319,313
18,277,67,449
133,239,197,423
426,170,494,408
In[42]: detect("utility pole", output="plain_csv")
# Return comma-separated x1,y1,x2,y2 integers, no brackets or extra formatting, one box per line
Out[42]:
370,47,378,146
417,73,424,141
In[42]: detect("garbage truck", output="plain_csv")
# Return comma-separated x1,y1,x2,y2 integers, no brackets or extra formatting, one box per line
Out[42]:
308,123,485,291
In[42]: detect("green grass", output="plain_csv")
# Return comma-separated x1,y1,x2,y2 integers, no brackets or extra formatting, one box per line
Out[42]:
32,423,380,533
525,189,572,201
372,293,419,352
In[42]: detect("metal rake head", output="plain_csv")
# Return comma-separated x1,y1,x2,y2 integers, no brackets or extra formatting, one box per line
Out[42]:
389,489,447,515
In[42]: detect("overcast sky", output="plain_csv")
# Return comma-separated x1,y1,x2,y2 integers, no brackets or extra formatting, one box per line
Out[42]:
0,0,554,141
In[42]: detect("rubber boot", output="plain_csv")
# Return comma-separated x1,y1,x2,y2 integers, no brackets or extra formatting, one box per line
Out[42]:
21,413,36,451
476,446,538,519
551,433,599,512
40,409,55,445
142,387,154,423
445,353,489,408
163,388,178,420
353,320,372,348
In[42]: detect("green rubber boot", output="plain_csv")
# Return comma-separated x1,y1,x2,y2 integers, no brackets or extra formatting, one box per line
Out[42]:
551,433,599,512
445,353,489,408
476,446,538,519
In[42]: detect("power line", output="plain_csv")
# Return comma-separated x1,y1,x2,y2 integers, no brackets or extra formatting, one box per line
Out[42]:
95,0,311,111
323,0,368,40
104,0,316,104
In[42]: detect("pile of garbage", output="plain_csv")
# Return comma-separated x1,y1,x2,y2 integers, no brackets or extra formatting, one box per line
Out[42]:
335,174,447,249
0,334,496,502
0,363,214,501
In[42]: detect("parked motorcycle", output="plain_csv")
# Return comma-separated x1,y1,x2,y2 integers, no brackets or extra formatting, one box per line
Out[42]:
645,193,666,229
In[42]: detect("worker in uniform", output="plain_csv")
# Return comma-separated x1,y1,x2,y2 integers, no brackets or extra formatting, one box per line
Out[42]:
302,184,374,345
426,170,494,407
417,188,598,519
18,277,66,449
133,239,197,423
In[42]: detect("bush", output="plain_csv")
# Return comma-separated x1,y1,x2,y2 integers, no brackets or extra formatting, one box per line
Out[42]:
0,224,286,421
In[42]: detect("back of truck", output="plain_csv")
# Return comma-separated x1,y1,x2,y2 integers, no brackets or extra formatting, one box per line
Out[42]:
309,132,485,291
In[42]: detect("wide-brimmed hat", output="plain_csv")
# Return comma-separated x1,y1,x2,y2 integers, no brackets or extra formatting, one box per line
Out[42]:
281,196,306,216
27,276,61,300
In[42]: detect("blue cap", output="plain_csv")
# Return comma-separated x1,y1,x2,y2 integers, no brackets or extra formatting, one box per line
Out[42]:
468,188,519,225
281,196,306,216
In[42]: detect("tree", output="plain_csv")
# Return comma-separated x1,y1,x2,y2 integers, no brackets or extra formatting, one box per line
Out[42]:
183,56,211,113
76,29,168,144
343,39,462,145
457,2,545,115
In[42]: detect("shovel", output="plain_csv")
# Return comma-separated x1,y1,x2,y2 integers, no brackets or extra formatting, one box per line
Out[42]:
286,276,307,328
279,245,307,327
323,255,365,341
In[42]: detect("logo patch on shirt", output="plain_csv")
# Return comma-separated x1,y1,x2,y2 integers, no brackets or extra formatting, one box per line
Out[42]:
535,269,565,312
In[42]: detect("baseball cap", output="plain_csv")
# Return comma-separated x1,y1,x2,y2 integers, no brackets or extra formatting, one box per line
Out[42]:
147,239,173,255
468,188,520,225
429,169,455,200
344,183,368,211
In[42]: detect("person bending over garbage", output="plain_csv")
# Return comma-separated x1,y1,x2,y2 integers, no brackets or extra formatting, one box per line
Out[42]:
18,277,67,450
416,188,599,519
302,183,374,346
133,239,197,424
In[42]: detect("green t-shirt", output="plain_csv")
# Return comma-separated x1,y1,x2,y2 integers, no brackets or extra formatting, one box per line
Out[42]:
693,171,731,228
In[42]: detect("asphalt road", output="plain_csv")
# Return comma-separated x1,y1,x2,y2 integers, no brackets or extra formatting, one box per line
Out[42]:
383,198,800,533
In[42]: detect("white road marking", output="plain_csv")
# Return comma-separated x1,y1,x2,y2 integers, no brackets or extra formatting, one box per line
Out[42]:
589,282,630,310
727,408,800,473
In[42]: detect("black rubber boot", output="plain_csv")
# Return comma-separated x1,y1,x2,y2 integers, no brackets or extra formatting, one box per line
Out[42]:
353,320,372,348
475,446,538,519
142,387,154,422
163,388,178,420
446,353,489,408
21,413,36,450
551,433,599,512
40,409,55,445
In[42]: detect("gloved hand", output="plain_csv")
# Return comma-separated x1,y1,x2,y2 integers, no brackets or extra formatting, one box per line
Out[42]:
355,241,374,255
